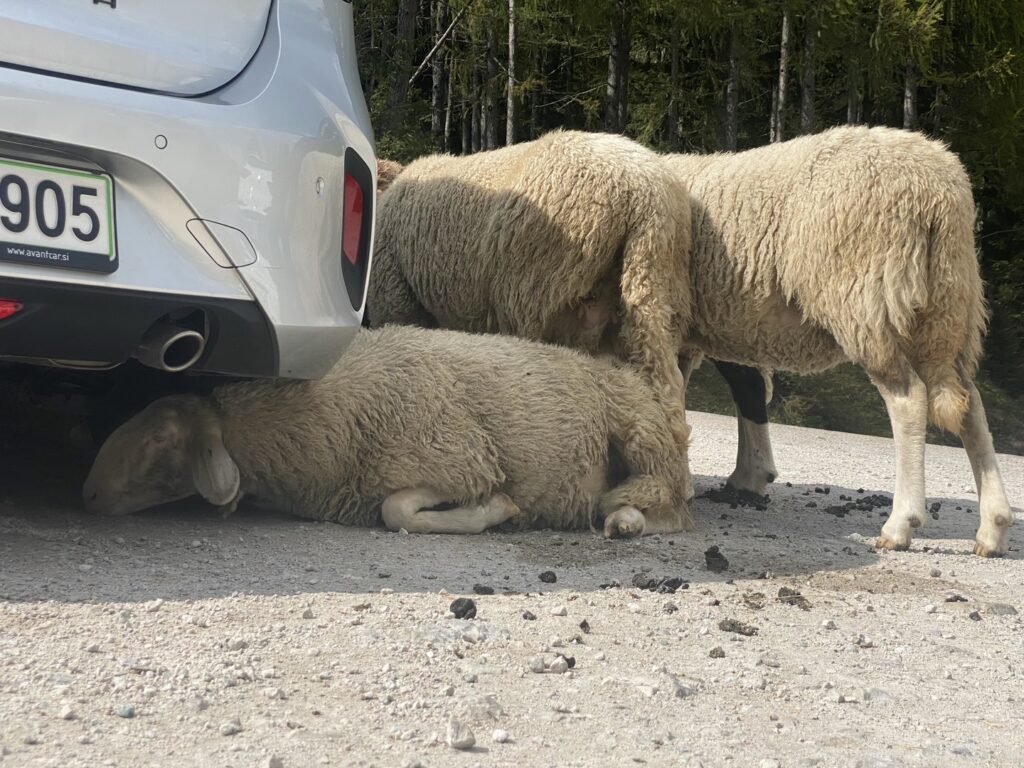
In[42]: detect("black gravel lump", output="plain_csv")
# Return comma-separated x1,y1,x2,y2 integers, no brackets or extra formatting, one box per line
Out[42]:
449,598,477,619
704,545,730,573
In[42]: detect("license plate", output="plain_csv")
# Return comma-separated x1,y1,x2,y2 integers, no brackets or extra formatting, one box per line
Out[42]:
0,157,117,273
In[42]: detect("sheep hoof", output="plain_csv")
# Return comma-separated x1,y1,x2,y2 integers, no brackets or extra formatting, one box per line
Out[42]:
973,542,1005,558
603,506,646,539
974,520,1010,558
875,534,910,552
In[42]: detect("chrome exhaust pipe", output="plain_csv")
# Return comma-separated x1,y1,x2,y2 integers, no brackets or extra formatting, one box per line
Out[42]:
134,321,206,372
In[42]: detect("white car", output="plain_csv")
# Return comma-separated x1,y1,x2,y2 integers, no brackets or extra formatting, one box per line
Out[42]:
0,0,375,389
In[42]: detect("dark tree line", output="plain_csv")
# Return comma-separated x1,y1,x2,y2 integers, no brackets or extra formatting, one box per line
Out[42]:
355,0,1024,413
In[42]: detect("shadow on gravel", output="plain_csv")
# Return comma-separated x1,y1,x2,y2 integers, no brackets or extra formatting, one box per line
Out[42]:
0,407,1016,605
3,465,1011,607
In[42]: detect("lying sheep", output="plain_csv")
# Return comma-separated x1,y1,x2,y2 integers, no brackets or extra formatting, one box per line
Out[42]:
367,130,694,493
83,326,691,538
666,125,1012,556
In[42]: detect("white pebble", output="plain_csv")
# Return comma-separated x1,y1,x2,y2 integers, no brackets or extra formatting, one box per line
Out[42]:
262,687,286,700
925,604,937,614
550,606,567,617
219,718,243,736
59,705,76,721
492,728,511,743
821,619,837,630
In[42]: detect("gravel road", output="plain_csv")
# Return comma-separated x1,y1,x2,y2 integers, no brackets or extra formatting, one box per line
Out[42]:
1,410,1022,768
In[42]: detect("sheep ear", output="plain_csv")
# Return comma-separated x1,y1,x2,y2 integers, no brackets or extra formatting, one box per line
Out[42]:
189,430,240,506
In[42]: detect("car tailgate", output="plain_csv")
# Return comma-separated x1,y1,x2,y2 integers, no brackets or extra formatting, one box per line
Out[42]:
0,0,272,96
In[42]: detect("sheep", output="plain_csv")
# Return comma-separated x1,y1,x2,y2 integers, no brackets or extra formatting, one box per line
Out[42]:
376,158,404,195
366,130,695,496
665,125,1012,556
82,326,691,538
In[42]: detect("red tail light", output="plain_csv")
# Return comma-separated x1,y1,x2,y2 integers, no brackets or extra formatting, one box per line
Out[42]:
343,173,364,267
0,299,22,321
341,149,373,311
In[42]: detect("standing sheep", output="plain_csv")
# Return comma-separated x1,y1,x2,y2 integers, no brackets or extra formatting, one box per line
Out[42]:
666,125,1012,556
82,326,691,538
366,130,694,495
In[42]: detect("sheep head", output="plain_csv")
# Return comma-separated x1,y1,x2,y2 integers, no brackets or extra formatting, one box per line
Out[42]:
376,159,405,194
83,394,239,516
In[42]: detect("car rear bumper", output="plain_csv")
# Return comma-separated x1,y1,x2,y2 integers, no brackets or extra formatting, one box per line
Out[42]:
0,276,277,377
0,0,375,379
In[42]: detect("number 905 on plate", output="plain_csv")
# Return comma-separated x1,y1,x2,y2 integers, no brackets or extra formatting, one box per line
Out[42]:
0,157,117,274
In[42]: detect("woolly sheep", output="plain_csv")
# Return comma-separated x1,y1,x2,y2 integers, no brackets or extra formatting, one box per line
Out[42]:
366,130,695,495
666,125,1012,556
82,326,691,538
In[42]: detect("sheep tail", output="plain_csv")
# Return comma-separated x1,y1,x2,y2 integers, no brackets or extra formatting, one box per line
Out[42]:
914,172,988,435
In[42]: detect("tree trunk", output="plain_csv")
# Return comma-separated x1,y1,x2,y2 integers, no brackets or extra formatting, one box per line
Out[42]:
846,56,863,124
723,21,740,151
800,10,816,134
461,86,472,155
903,61,918,130
506,0,517,145
616,1,631,132
774,7,790,142
381,0,419,134
431,0,448,151
485,26,499,149
604,27,620,131
668,20,680,147
604,0,631,133
471,68,481,152
444,52,454,152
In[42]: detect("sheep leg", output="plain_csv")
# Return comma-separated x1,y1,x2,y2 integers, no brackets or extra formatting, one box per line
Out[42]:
601,475,689,537
959,384,1013,557
381,488,520,534
714,361,778,495
676,352,708,502
873,368,929,551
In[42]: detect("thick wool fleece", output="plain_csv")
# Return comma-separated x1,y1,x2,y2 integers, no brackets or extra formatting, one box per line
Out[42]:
212,326,690,531
367,130,694,449
666,125,986,432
